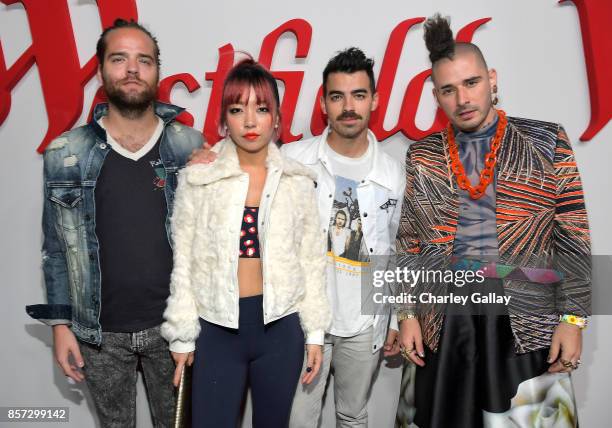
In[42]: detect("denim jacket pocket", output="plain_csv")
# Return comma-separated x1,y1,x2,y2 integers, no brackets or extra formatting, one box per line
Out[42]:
48,186,84,231
47,185,86,294
49,186,82,208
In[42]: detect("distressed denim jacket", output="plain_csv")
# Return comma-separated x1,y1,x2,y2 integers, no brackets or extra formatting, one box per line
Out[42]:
26,102,204,345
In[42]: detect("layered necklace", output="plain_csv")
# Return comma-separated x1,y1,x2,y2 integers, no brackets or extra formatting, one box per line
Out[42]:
447,109,507,200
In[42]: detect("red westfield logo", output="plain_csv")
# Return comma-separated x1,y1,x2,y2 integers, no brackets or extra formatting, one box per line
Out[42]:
0,0,609,153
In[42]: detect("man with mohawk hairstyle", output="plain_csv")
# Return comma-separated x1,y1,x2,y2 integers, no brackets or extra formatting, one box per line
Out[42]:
395,13,591,428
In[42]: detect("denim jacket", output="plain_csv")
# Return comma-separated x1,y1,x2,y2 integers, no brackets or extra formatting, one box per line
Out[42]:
281,128,406,353
26,102,204,345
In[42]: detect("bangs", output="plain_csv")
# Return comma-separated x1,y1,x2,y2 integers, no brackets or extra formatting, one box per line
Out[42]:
222,78,277,110
218,58,283,139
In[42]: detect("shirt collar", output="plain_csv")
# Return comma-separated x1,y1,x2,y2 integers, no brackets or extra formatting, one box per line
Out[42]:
317,126,395,190
454,111,499,142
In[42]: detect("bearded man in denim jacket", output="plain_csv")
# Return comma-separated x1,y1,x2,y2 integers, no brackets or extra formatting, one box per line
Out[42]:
25,19,203,427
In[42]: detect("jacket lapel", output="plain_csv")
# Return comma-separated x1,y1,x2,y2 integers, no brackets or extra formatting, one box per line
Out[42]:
495,121,555,259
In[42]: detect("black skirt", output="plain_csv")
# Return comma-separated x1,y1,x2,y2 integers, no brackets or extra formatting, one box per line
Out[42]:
413,279,577,428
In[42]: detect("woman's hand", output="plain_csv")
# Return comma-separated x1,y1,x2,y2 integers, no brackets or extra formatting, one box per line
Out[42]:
301,344,323,385
171,351,195,387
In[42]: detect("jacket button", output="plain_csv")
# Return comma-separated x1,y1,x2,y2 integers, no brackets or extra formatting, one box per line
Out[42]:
373,344,377,350
329,194,332,198
363,212,368,217
99,143,107,149
369,248,373,253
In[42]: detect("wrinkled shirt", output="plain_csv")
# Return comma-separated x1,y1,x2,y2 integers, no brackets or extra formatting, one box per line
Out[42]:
453,115,500,260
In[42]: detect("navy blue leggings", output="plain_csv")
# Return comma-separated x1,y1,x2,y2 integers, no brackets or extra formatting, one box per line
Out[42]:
192,295,305,427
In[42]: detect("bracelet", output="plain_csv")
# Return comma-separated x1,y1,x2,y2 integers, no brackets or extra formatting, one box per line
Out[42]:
397,312,417,323
559,314,588,330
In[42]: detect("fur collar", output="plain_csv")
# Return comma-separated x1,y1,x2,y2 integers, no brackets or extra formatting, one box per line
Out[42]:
185,138,316,185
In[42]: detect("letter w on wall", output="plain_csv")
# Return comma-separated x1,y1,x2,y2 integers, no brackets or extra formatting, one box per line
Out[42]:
0,0,138,153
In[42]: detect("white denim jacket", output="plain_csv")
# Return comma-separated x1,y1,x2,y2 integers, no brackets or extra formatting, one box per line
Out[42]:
282,128,405,353
161,139,330,352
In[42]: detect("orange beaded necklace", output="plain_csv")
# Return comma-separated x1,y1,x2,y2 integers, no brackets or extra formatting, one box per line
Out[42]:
447,109,507,200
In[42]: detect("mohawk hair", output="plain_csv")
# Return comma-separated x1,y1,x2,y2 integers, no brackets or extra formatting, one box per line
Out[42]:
424,13,487,68
423,14,455,64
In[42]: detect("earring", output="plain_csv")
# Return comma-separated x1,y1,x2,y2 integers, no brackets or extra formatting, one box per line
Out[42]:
491,85,499,106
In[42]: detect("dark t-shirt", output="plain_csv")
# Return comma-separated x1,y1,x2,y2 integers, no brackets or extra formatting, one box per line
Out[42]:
95,138,173,332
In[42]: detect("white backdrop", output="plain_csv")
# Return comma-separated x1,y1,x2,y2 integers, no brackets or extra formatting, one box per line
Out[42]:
0,0,610,427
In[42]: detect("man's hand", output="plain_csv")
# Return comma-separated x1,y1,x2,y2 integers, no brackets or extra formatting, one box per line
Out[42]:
52,324,84,382
383,328,400,356
171,351,195,387
188,143,217,165
398,318,426,367
301,344,323,385
548,322,582,373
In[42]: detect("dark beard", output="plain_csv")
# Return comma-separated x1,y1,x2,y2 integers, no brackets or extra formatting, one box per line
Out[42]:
104,81,157,119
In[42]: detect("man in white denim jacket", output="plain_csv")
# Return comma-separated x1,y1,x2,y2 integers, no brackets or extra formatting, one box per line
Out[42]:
283,48,405,428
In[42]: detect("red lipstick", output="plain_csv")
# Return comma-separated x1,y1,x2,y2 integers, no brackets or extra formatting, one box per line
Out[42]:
243,133,260,141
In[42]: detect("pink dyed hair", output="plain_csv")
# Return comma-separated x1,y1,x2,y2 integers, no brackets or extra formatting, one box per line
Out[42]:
219,57,282,139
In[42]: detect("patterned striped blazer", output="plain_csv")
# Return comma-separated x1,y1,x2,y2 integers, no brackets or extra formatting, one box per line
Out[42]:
396,116,591,354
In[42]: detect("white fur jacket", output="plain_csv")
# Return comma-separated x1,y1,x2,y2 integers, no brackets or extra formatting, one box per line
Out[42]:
161,138,331,353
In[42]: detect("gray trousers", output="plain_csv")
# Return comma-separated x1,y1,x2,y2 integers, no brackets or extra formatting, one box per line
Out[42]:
79,325,176,428
289,327,381,428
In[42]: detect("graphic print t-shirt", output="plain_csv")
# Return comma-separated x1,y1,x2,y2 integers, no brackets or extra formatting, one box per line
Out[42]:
324,141,374,337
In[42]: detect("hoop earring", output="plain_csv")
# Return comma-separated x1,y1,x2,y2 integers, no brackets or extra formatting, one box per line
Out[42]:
491,85,499,106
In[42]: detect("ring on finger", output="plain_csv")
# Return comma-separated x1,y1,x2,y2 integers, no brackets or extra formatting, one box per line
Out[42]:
400,348,415,360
